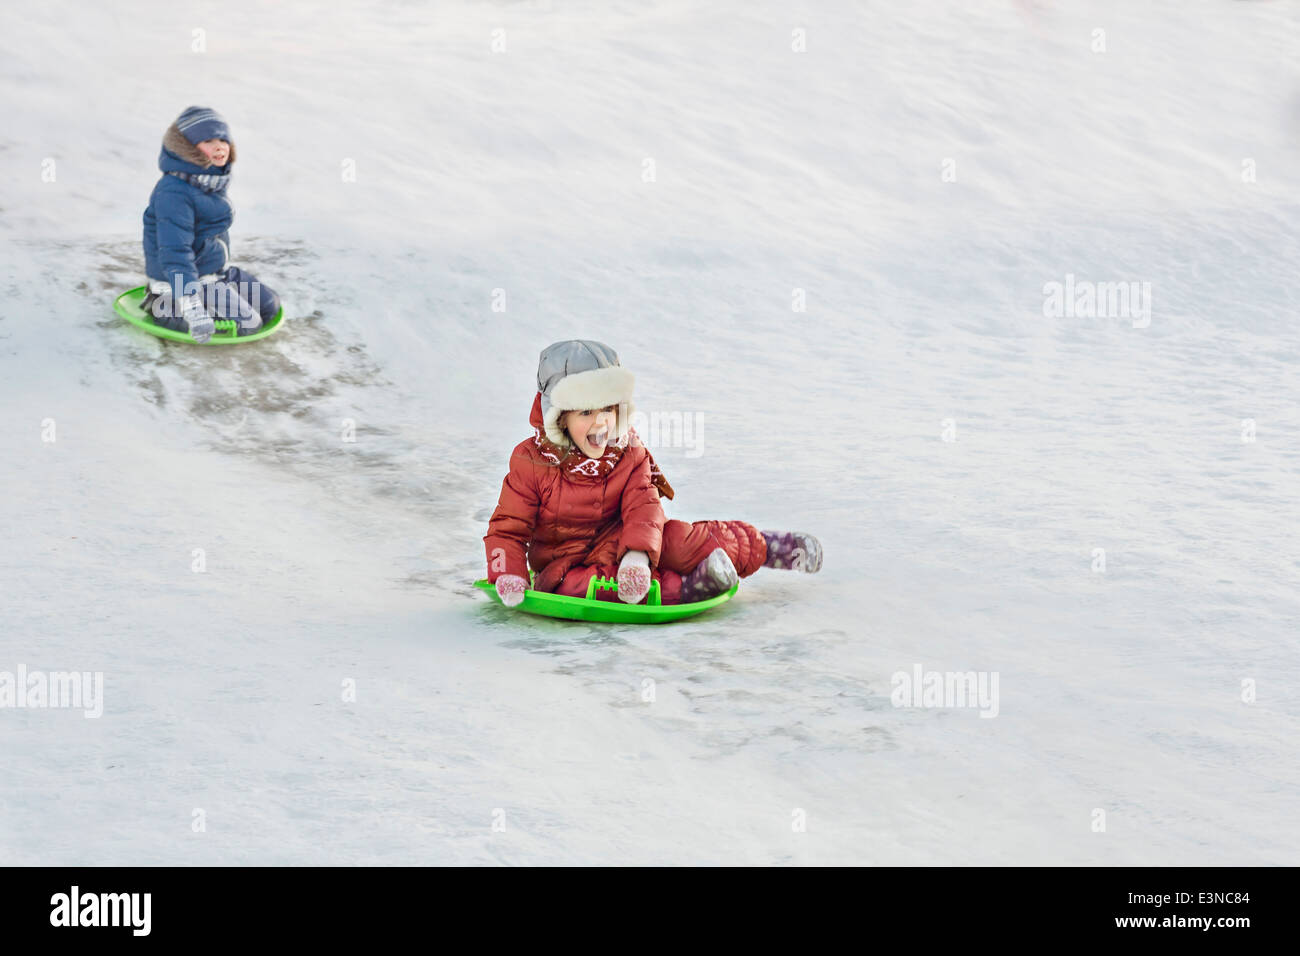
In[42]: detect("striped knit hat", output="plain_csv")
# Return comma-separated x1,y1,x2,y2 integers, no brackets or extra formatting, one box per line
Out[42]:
175,106,231,145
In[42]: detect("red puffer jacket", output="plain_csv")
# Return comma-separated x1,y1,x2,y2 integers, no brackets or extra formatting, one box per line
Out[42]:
484,394,664,591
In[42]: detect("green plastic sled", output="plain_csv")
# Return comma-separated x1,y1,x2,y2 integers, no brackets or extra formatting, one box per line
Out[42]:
113,286,285,345
474,572,738,624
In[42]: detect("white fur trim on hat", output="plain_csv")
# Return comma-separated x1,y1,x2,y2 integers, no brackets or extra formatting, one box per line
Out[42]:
543,365,635,446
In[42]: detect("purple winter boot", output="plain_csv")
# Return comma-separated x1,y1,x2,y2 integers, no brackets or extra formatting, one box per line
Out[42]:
680,547,739,603
760,531,823,572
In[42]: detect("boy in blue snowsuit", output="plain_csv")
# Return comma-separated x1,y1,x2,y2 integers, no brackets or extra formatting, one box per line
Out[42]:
142,106,280,343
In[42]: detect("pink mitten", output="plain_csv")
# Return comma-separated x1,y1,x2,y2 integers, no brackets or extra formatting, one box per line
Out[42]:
495,574,528,608
616,550,651,604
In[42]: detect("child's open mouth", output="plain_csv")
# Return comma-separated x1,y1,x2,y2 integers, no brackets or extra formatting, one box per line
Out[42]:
588,429,608,448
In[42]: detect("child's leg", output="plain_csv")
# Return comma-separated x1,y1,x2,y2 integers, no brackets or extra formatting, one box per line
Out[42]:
658,519,767,578
555,565,591,598
143,283,215,341
142,288,183,330
555,564,618,602
222,266,281,324
203,269,264,335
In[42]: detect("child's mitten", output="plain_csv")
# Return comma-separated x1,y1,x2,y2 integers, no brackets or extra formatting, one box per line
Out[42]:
616,549,651,604
179,294,216,343
494,574,528,608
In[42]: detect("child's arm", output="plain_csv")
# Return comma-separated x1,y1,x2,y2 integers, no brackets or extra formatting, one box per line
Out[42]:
484,452,540,584
153,190,200,290
618,454,664,567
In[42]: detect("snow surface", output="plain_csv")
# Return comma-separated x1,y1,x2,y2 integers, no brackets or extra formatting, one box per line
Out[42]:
1,0,1298,865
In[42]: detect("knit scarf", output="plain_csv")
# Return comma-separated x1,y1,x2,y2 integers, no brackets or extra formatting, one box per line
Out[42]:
533,427,675,500
167,169,231,195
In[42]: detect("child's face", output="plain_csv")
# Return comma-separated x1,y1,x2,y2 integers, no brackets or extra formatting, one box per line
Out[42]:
197,138,230,166
563,405,617,458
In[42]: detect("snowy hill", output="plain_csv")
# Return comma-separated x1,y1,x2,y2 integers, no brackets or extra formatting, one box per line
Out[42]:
1,0,1297,864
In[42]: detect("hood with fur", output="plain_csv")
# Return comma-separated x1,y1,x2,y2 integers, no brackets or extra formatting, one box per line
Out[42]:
161,121,236,170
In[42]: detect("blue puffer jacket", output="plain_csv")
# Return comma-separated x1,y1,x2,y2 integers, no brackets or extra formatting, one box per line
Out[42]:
142,140,234,288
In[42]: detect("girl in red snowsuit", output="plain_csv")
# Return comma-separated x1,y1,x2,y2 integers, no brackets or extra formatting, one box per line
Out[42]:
484,340,821,607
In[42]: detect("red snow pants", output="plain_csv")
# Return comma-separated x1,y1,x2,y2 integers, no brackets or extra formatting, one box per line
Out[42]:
554,519,767,605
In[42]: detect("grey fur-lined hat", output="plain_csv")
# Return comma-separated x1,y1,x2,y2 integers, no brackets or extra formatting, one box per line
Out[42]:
537,340,635,447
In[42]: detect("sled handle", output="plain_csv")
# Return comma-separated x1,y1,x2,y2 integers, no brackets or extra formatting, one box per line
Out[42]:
585,575,661,606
